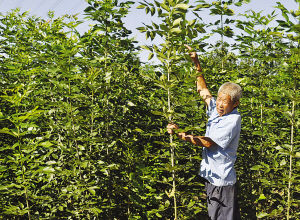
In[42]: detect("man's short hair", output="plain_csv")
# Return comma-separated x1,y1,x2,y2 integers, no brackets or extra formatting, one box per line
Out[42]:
218,82,242,103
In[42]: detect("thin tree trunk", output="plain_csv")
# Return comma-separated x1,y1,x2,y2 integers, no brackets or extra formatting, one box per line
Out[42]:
287,99,295,220
68,64,82,180
167,61,177,220
17,105,31,220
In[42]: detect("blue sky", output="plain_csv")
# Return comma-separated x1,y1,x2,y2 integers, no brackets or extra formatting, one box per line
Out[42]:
0,0,298,62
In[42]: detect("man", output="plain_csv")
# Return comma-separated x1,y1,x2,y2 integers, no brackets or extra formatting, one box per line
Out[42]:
167,45,242,219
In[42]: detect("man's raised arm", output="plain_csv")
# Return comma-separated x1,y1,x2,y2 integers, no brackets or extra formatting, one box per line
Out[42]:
184,44,212,106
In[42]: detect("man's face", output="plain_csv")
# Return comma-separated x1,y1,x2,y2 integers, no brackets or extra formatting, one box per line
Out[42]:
216,92,239,117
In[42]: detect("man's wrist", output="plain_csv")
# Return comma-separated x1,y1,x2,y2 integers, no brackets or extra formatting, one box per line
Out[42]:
193,60,202,71
178,132,186,139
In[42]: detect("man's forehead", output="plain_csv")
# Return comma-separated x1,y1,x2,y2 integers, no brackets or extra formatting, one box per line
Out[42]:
217,92,231,99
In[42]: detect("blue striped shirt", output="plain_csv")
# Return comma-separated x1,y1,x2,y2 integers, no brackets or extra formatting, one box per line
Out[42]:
199,98,241,186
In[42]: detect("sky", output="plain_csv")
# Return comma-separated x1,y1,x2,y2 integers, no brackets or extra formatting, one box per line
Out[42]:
0,0,299,62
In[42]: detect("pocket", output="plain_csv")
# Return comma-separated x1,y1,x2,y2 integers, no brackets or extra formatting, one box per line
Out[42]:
206,184,235,208
206,184,225,207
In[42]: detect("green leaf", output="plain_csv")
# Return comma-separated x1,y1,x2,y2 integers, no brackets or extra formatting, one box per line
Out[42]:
151,111,164,116
150,7,155,16
165,200,170,208
156,212,162,218
175,4,190,10
257,212,269,218
187,199,195,208
170,28,182,34
39,141,54,148
188,19,196,26
250,165,263,170
257,194,266,201
161,3,170,12
88,188,96,196
137,27,147,33
134,128,144,133
148,52,154,60
136,5,146,9
0,128,18,137
194,4,210,10
42,167,55,173
244,27,253,35
127,101,136,106
154,1,160,8
160,24,168,31
173,18,182,27
141,45,152,51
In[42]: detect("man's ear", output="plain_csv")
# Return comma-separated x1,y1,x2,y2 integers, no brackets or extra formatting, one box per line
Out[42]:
234,100,240,108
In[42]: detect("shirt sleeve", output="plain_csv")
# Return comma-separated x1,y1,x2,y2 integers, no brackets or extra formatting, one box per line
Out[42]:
207,115,241,149
207,98,216,118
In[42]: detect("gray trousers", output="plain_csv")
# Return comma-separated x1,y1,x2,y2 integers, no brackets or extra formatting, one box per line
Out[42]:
205,181,241,220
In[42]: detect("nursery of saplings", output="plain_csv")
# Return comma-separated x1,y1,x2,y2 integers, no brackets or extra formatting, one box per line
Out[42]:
0,0,299,219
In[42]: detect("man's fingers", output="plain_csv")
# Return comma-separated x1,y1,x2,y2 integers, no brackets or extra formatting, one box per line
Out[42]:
167,124,175,129
184,44,193,51
184,44,198,59
167,123,178,129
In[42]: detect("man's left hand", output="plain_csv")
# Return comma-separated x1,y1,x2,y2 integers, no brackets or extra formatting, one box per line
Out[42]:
167,123,179,134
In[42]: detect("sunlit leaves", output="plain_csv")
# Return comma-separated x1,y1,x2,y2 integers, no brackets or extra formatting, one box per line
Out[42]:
0,2,142,219
233,4,299,219
174,3,190,10
170,27,182,34
173,17,182,26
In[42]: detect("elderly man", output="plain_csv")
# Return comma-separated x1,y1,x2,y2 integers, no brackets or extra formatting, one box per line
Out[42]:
167,45,242,220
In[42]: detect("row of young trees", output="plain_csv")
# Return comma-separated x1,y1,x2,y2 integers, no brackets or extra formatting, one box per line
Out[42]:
0,0,299,219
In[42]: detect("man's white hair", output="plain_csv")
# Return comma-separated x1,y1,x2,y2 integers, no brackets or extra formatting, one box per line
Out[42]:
218,82,242,103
